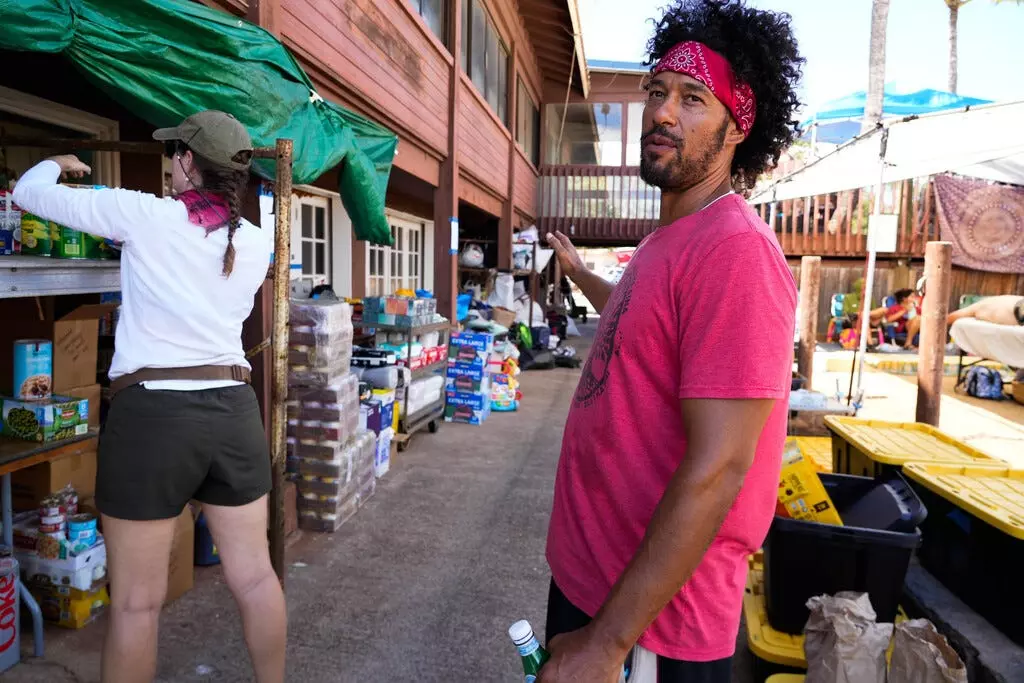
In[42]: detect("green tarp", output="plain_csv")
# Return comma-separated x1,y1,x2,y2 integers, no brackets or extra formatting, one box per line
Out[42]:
2,0,397,244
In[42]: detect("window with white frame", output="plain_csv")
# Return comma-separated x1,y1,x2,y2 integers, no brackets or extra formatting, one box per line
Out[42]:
367,216,426,296
297,196,331,284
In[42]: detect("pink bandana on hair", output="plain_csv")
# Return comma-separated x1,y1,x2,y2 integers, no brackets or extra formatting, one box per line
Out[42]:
652,41,756,137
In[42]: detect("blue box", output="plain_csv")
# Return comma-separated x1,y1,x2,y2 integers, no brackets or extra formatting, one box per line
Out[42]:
445,368,490,394
444,401,491,425
446,362,486,382
449,331,495,352
360,400,382,434
445,389,490,411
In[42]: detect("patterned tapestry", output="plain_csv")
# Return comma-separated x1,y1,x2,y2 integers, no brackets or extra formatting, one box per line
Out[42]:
934,174,1024,273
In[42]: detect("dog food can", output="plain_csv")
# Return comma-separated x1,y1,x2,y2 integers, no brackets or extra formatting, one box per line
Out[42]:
67,514,97,534
19,213,51,256
13,340,53,401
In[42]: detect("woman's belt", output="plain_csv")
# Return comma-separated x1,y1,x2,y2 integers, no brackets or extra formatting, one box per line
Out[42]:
110,365,251,395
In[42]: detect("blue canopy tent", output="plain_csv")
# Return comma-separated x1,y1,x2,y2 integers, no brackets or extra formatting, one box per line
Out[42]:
800,87,991,145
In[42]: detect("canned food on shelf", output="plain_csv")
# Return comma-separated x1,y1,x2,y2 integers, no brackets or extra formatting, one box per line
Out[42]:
824,417,997,478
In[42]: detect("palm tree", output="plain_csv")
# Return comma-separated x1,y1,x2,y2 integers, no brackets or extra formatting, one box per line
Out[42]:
946,0,1021,94
944,0,970,94
863,0,890,133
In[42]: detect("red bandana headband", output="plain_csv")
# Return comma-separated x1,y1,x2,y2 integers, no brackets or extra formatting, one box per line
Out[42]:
652,41,756,137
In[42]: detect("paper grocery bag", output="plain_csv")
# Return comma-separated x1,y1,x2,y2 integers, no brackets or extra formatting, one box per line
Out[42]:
889,619,967,683
804,592,893,683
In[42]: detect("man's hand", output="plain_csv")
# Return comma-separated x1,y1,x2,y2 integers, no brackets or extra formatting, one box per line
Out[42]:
47,155,92,179
537,625,625,683
546,231,585,280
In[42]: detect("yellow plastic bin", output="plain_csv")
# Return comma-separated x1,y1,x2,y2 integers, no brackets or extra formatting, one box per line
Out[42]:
766,676,805,683
823,417,996,478
788,436,833,473
902,462,1024,646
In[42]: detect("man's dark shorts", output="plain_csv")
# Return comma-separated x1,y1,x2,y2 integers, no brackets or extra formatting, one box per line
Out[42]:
96,384,271,520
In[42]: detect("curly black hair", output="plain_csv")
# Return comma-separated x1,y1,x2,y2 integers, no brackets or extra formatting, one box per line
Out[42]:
646,0,803,189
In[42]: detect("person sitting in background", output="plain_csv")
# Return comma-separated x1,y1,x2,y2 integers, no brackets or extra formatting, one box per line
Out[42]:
948,295,1024,328
868,288,916,331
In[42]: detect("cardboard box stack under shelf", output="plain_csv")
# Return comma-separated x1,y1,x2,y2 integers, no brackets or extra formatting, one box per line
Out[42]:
2,297,112,509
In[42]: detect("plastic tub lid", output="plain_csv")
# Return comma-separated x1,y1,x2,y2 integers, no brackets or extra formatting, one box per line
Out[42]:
902,462,1024,540
823,417,997,466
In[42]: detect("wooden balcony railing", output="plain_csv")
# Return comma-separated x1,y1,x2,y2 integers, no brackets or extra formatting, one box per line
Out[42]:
538,165,661,245
538,166,939,257
752,177,939,258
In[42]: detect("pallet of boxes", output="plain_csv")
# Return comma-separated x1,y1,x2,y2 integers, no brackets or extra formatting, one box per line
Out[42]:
288,299,376,532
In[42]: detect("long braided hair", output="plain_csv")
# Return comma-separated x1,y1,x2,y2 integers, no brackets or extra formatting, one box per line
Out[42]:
173,141,252,276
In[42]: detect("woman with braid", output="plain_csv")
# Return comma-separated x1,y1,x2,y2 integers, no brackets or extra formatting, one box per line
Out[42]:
13,111,285,683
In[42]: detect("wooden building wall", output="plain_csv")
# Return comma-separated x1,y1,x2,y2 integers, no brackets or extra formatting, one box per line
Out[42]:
457,76,510,199
513,148,538,221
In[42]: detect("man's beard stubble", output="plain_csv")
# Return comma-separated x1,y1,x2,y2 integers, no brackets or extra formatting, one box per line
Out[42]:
639,117,730,191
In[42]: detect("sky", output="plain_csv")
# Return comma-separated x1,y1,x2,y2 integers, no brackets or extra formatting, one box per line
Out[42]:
578,0,1024,114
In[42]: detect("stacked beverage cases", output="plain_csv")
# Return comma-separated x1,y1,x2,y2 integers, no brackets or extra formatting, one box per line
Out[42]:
287,300,376,532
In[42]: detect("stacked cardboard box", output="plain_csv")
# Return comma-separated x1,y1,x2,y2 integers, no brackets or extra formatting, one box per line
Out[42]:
287,300,375,532
445,332,495,425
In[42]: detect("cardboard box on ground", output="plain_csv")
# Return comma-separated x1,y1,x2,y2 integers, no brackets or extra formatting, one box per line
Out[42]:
166,506,194,605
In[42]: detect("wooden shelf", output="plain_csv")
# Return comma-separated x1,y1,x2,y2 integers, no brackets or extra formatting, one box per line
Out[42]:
0,430,99,477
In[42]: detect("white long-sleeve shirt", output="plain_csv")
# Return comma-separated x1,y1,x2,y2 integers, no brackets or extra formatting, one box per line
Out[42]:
13,160,273,386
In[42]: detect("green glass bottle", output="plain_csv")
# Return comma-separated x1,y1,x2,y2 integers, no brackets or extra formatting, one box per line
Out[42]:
509,620,549,682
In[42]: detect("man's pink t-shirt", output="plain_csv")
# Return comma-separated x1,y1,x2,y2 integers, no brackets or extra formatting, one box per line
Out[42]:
546,194,796,662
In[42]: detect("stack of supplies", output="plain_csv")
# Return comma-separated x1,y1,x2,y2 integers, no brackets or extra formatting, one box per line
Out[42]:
445,331,494,425
287,300,374,533
289,299,354,386
363,296,438,327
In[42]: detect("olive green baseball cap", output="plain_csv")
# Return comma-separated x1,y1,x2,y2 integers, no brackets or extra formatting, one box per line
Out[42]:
153,110,253,171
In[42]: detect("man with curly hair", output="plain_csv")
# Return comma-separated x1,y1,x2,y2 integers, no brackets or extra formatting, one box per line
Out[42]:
541,1,803,681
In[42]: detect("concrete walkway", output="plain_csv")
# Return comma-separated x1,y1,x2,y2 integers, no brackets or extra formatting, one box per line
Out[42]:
10,325,761,682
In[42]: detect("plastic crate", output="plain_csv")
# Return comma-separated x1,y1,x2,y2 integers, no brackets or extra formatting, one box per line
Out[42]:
902,462,1024,646
824,417,996,478
787,436,832,473
764,473,922,635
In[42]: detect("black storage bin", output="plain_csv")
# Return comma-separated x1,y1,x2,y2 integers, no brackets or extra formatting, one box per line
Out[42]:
911,480,1024,646
840,472,927,533
764,473,923,635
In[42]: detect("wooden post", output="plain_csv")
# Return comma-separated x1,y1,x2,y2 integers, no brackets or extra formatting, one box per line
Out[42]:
798,256,821,388
433,0,462,323
916,241,953,426
268,139,293,584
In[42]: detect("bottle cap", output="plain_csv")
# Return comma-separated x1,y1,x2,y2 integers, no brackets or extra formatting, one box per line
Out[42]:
508,620,535,645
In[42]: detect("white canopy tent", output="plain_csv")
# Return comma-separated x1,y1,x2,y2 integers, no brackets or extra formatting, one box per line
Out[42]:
756,100,1024,402
752,100,1024,204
